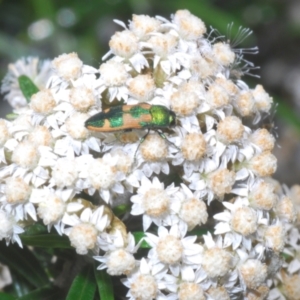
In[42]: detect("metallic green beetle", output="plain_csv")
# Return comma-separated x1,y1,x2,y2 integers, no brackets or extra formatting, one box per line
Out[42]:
85,103,176,132
85,103,178,153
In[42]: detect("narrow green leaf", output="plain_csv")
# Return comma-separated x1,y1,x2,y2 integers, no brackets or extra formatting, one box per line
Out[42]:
0,292,15,300
11,272,32,298
132,232,150,248
94,268,114,300
5,113,18,120
22,223,48,235
66,266,96,300
17,284,62,300
0,242,49,288
21,234,71,248
18,75,39,102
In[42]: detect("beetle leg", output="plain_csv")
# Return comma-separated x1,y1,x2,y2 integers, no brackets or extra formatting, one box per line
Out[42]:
156,130,180,150
133,129,150,160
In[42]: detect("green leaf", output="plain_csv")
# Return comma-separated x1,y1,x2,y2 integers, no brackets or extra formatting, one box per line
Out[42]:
66,266,96,300
0,292,15,300
18,75,39,102
17,284,62,300
22,223,48,235
11,272,32,298
21,234,71,248
0,242,49,288
132,232,150,248
94,268,114,300
5,113,18,120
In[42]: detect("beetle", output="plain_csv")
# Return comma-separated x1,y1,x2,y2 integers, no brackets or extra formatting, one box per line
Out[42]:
85,103,178,154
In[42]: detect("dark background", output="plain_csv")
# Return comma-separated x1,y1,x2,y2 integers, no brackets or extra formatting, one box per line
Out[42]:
1,0,300,185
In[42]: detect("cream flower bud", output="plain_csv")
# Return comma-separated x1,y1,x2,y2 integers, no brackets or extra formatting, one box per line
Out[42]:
110,149,133,174
214,77,239,95
206,82,230,108
246,285,269,300
217,116,244,144
275,196,296,222
51,158,78,188
173,10,206,40
28,126,54,147
106,249,136,275
140,134,168,162
70,86,96,112
30,89,56,114
37,193,66,225
179,198,208,230
88,158,117,190
130,274,158,300
148,33,178,57
190,55,217,79
181,133,206,161
250,128,275,152
207,286,230,300
99,60,129,86
231,207,257,236
213,42,235,66
129,14,161,39
12,141,40,169
142,188,170,218
264,223,285,252
69,223,98,255
178,282,205,300
239,259,267,289
5,177,31,204
252,84,273,113
202,247,232,277
170,82,203,116
0,120,10,147
157,234,183,264
208,168,236,198
65,112,89,140
234,90,255,117
249,180,277,210
52,52,83,80
250,151,277,177
128,74,155,102
117,131,140,144
281,272,300,300
109,30,139,58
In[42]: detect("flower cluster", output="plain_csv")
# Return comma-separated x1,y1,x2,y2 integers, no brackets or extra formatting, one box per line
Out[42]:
1,9,300,299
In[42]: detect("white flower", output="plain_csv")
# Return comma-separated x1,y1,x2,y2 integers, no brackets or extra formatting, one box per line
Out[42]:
172,184,208,231
94,231,139,276
214,200,268,250
63,206,111,255
78,153,125,204
29,187,77,234
145,225,203,276
122,258,169,300
0,176,36,221
130,176,178,231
